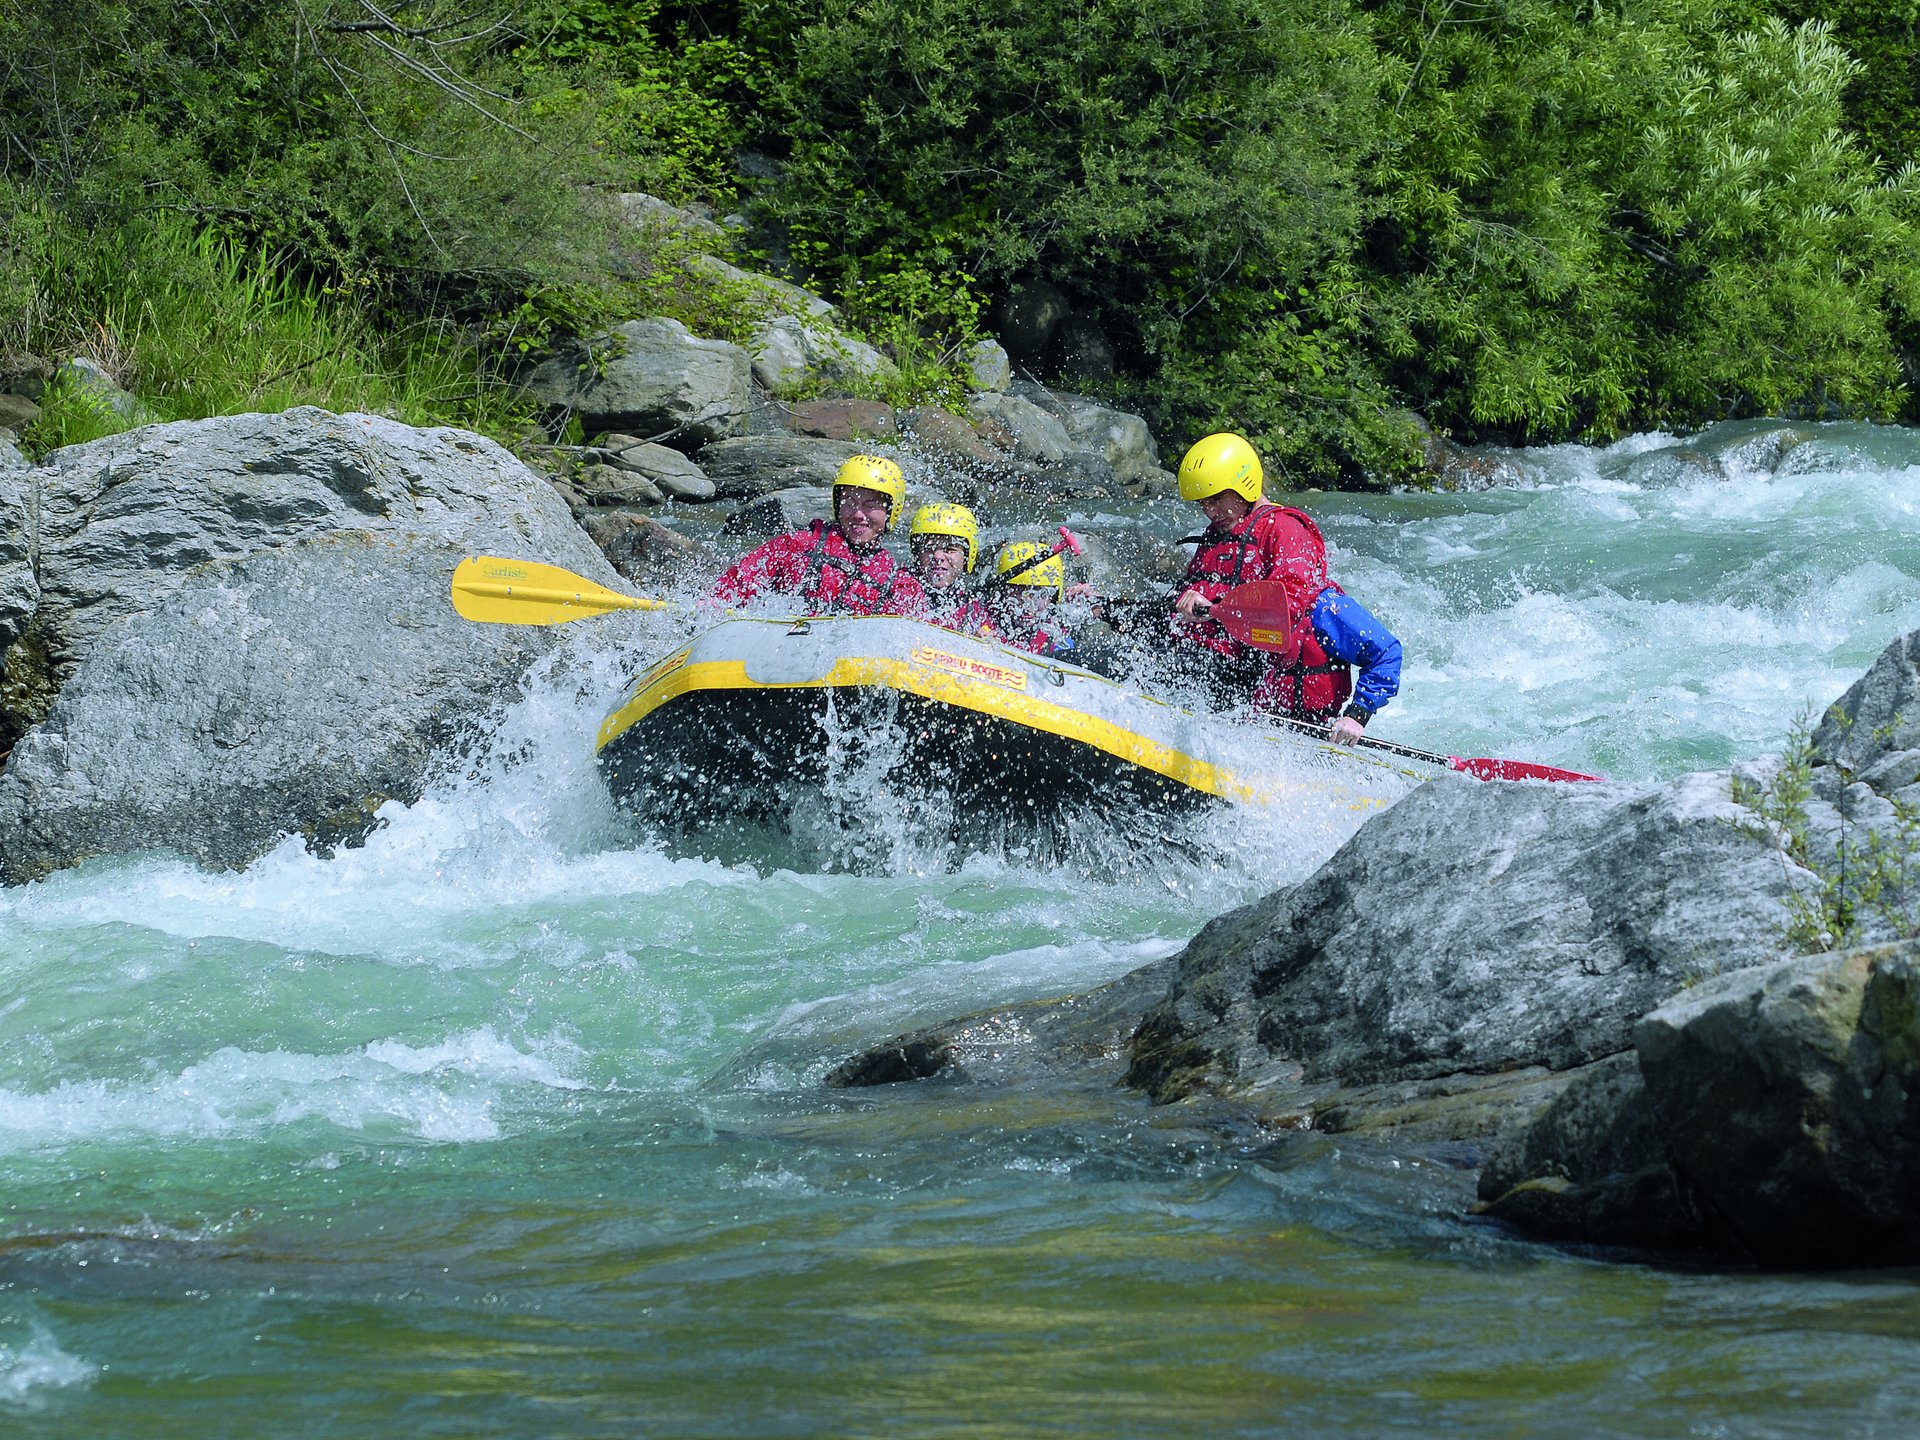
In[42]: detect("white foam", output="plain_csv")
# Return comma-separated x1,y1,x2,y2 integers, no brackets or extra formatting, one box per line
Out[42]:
0,1325,97,1406
0,1026,582,1152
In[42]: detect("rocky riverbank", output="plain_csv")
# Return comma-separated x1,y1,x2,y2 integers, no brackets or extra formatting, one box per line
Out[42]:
831,631,1920,1269
5,190,1917,1272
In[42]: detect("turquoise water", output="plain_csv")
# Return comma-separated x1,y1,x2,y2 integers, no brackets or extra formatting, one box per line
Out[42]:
6,420,1920,1435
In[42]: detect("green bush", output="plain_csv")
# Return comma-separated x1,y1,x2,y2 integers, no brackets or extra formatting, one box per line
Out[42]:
3,195,536,456
759,0,1396,474
1367,2,1920,441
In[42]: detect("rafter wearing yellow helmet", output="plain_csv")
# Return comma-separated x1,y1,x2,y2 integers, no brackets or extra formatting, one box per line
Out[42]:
984,539,1076,659
1168,431,1402,745
711,453,925,616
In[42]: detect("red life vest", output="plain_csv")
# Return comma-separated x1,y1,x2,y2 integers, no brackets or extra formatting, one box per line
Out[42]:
924,593,998,638
715,520,925,616
1177,503,1351,718
1252,623,1352,721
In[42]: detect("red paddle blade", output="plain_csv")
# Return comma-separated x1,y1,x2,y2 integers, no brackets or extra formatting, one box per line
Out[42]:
1449,756,1604,783
1055,525,1084,557
1207,580,1300,661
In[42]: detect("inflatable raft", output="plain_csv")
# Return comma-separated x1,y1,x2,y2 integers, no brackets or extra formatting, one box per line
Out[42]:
594,616,1439,836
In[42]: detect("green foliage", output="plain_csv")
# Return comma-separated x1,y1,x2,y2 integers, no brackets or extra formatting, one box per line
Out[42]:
1732,707,1920,953
834,263,985,412
5,0,1920,481
757,0,1920,476
760,0,1399,475
0,0,621,313
5,197,536,458
510,0,779,205
1365,2,1920,441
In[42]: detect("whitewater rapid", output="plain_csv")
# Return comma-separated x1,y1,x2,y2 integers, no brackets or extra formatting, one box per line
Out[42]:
4,418,1920,1431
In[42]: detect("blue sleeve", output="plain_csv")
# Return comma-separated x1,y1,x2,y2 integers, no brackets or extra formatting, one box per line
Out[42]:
1309,591,1402,715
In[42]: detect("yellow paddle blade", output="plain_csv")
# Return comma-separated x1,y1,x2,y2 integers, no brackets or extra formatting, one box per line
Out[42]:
450,555,674,625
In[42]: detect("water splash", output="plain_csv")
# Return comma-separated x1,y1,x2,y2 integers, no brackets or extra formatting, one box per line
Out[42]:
0,1321,96,1408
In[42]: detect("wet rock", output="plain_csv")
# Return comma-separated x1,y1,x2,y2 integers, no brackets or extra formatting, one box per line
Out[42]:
1630,940,1920,1266
597,437,717,501
575,462,664,506
0,408,617,882
523,318,752,447
830,959,1178,1089
1721,423,1814,477
0,539,578,882
1069,526,1185,600
721,486,828,539
697,435,869,500
1473,1051,1702,1248
901,407,1005,468
1811,629,1920,779
782,399,899,443
749,315,896,394
969,391,1074,464
1126,771,1802,1104
580,512,707,586
1490,937,1920,1264
1044,391,1163,486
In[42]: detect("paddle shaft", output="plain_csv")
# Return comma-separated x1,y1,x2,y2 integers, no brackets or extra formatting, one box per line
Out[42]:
458,580,669,612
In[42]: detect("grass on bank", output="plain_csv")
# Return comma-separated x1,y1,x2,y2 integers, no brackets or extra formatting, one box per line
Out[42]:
3,201,983,460
5,207,543,456
1732,707,1920,953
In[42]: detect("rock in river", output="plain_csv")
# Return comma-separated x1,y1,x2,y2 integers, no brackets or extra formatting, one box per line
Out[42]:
0,408,619,882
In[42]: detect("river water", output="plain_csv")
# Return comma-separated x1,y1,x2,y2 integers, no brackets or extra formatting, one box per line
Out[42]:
4,420,1920,1436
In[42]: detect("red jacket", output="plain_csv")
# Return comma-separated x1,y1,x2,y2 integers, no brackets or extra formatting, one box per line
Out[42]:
923,592,1000,639
1172,503,1330,659
714,520,927,616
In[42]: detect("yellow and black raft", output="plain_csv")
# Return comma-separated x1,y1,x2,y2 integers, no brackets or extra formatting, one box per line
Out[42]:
451,557,1591,846
593,615,1435,833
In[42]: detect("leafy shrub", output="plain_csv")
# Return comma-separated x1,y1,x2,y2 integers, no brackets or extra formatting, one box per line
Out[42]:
1732,707,1920,952
1365,3,1920,441
758,0,1396,473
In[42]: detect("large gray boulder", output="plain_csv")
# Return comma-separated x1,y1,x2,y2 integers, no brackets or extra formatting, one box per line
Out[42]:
1479,940,1920,1267
0,467,35,654
615,190,726,244
0,409,618,882
18,409,591,676
1637,941,1920,1264
524,319,752,446
749,315,896,394
1127,770,1802,1103
968,391,1076,465
596,437,717,502
1811,628,1920,788
1046,391,1164,486
697,435,869,500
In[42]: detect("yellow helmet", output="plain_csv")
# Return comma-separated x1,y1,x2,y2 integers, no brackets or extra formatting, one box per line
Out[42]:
995,540,1064,601
909,502,979,572
833,454,906,530
1177,432,1263,504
